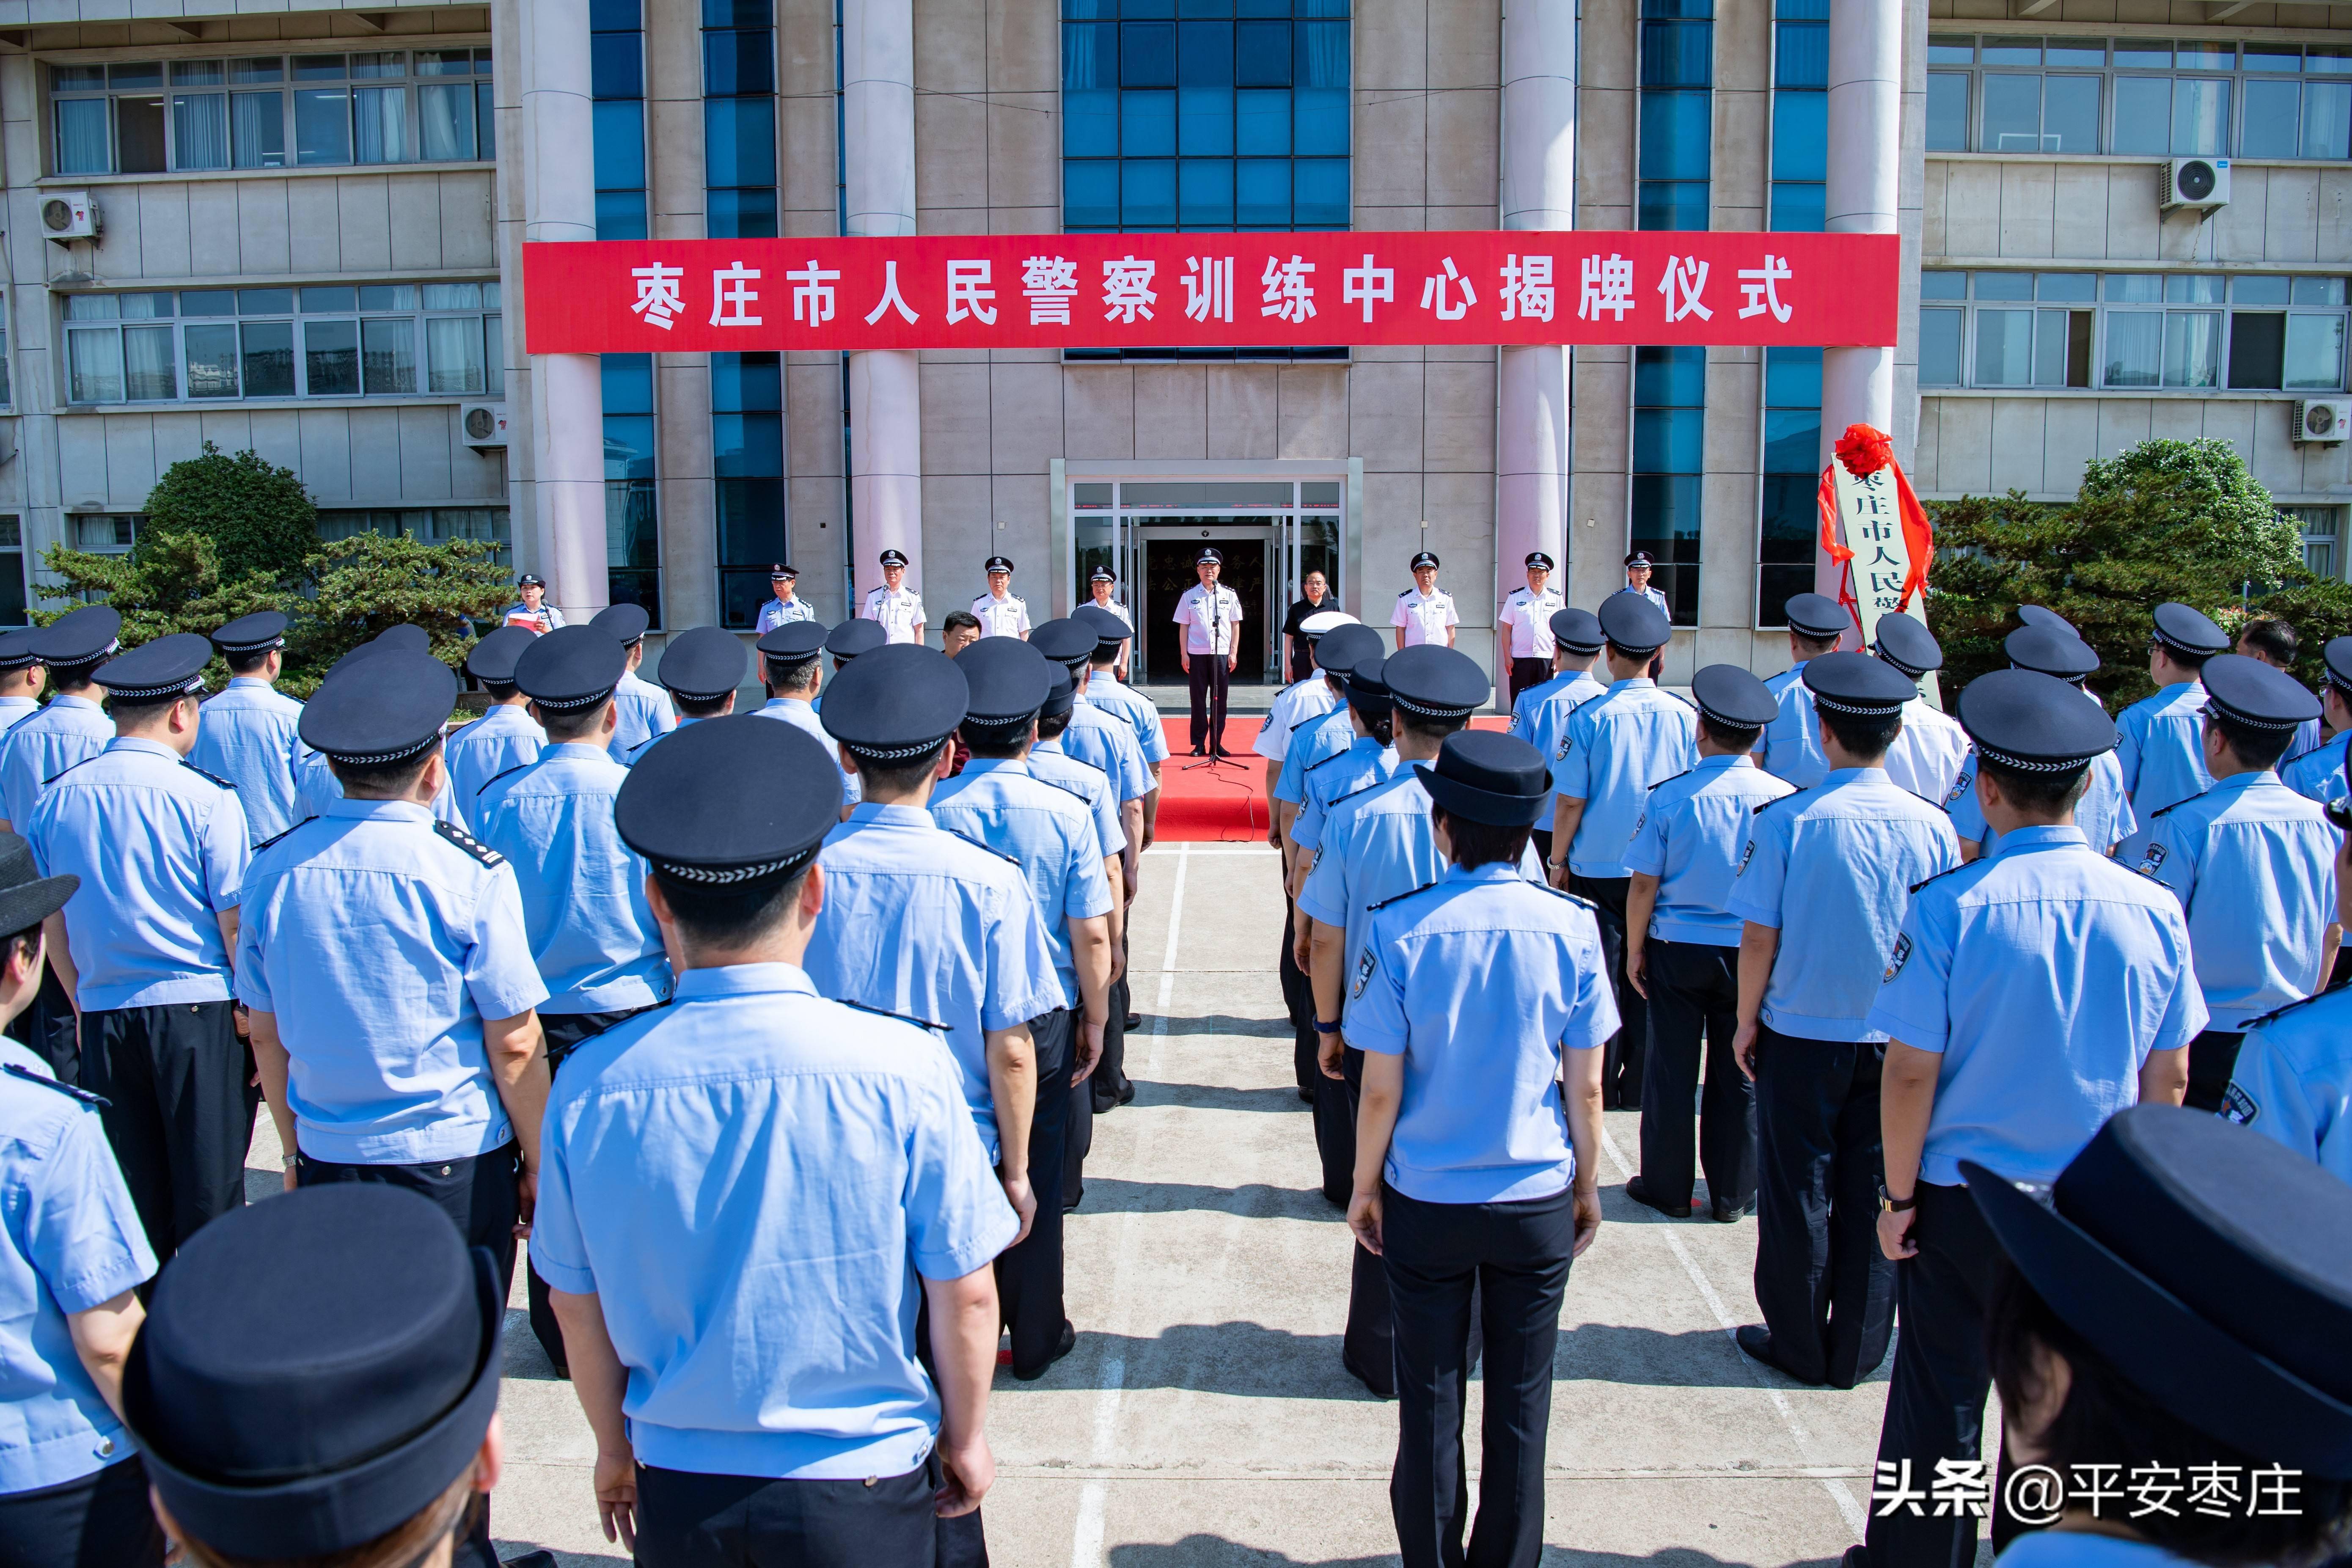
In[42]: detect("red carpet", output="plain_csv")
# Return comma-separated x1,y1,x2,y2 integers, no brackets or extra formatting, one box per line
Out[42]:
1151,715,1511,842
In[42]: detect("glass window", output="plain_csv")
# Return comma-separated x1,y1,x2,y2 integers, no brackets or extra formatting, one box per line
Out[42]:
1920,308,1963,385
2172,76,2228,155
2286,315,2346,390
294,88,352,163
2104,274,2162,303
1981,73,2043,150
241,321,294,397
360,318,416,394
2104,311,2162,386
1632,343,1704,627
1926,72,1967,151
0,518,23,626
2166,274,2224,304
184,323,239,398
2286,506,2341,581
2305,82,2352,160
304,320,359,396
1920,270,1968,301
67,328,122,404
232,90,285,166
1975,308,2035,384
2161,311,2221,387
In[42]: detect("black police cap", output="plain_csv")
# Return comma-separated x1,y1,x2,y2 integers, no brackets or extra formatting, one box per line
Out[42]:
2153,601,2229,660
93,633,212,701
1956,668,2117,773
1691,664,1778,730
372,624,432,656
1800,651,1915,718
1783,592,1850,641
1873,614,1944,678
462,625,536,685
1410,550,1440,571
1042,662,1077,720
1415,729,1550,828
1073,603,1129,653
1346,655,1392,715
757,621,828,666
985,555,1015,574
655,625,749,702
1090,565,1117,583
2201,652,2321,732
0,830,76,937
30,605,121,669
1315,624,1386,680
1597,594,1670,655
2326,635,2352,696
0,627,39,673
298,652,458,766
825,619,888,660
515,625,627,711
618,714,839,884
1964,1104,2352,1478
589,602,650,646
2005,625,2102,683
122,1185,500,1560
878,548,909,568
957,636,1054,724
1197,547,1223,566
2017,604,2078,638
769,563,798,580
1548,608,1604,655
1525,551,1555,571
1624,550,1654,568
821,643,968,761
210,611,289,657
1030,618,1097,669
1384,644,1489,721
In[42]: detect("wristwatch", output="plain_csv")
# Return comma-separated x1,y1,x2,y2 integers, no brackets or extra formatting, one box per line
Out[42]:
1878,1181,1917,1213
1313,1017,1342,1034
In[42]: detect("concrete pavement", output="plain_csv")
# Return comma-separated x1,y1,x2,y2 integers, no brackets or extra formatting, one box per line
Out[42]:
244,842,1983,1567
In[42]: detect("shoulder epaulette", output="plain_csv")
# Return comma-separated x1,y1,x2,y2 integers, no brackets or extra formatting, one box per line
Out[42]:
1330,778,1387,809
3,1063,105,1107
2239,980,2352,1034
432,818,505,867
1367,879,1438,913
1304,748,1352,773
479,761,532,794
1908,861,1971,896
1289,708,1333,733
840,997,950,1034
1538,883,1597,911
1661,689,1697,710
1648,768,1694,792
181,761,235,790
250,815,317,853
942,826,1021,866
1754,787,1811,815
1397,588,1411,597
41,756,97,787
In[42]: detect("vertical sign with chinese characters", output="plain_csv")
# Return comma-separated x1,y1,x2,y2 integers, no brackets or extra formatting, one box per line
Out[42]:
1833,462,1941,708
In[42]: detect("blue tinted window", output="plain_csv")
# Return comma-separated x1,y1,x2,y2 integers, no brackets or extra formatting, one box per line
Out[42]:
1236,157,1290,224
1180,157,1235,224
1122,89,1176,154
1769,182,1824,232
602,352,655,414
1236,88,1291,152
594,190,647,240
1122,22,1176,85
1634,345,1705,412
1771,90,1825,179
1179,20,1233,83
591,33,642,98
1640,19,1712,86
590,0,641,27
704,97,774,188
711,351,781,412
702,29,773,95
707,187,777,239
712,413,783,478
1066,160,1120,226
1640,89,1711,179
1777,19,1827,87
1068,88,1119,154
1637,182,1709,231
1122,158,1177,225
593,100,645,191
1066,22,1118,87
1295,86,1346,153
1180,86,1235,153
1293,157,1347,226
1633,343,1706,626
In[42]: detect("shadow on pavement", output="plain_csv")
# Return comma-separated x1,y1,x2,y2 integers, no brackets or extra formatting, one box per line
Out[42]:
1111,1540,1842,1568
1035,1322,1378,1401
1075,1176,1344,1221
1147,1013,1296,1040
1125,1079,1313,1113
494,1547,627,1568
502,1307,565,1382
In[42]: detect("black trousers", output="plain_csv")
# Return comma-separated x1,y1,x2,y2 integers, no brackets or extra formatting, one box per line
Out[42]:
1281,905,1318,1098
6,968,79,1084
1571,874,1645,1109
633,1459,937,1568
1384,1183,1575,1568
2185,1027,2246,1113
999,1009,1072,1377
1187,653,1231,752
1637,941,1756,1215
1093,968,1131,1113
527,1006,659,1374
297,1141,520,1306
78,1000,248,1268
1064,1070,1092,1212
0,1455,165,1568
1752,1026,1894,1388
1311,1032,1353,1206
1861,1181,2011,1568
1508,657,1550,704
1339,1046,1395,1397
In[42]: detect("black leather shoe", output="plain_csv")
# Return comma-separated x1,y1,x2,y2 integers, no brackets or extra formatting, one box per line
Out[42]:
1736,1323,1827,1385
503,1553,560,1568
1116,1079,1136,1106
1624,1176,1694,1218
1092,1090,1117,1115
1711,1196,1755,1223
1124,1011,1142,1031
1013,1320,1078,1381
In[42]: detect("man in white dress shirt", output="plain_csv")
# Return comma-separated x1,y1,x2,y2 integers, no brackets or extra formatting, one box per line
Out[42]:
1087,566,1134,680
1174,549,1245,757
861,548,927,645
1874,613,1970,801
1392,550,1458,651
1497,550,1566,702
971,556,1032,640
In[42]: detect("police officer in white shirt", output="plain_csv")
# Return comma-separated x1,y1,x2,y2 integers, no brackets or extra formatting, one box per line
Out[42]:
1873,615,1969,801
1085,566,1134,680
1618,552,1671,620
1497,551,1565,702
1392,551,1458,651
862,548,927,645
1174,549,1245,757
753,564,820,635
971,556,1032,641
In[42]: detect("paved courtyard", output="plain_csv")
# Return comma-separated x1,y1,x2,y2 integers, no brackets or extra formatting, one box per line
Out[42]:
245,843,1980,1567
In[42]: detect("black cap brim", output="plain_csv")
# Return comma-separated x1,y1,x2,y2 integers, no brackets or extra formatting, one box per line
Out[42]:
1412,762,1550,828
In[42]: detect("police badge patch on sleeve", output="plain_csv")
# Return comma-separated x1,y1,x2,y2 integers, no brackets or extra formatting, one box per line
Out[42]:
1352,947,1376,999
2137,844,2167,876
1736,839,1757,876
1943,767,1972,808
1631,812,1646,837
1882,933,1912,983
2222,1084,2260,1127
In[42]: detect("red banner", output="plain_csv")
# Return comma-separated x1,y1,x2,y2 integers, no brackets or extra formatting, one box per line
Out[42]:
522,231,1899,355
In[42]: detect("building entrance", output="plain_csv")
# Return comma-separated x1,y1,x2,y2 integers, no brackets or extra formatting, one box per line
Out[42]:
1143,530,1269,679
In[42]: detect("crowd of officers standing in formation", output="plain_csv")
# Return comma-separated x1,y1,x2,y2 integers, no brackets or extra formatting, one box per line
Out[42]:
0,534,2349,1568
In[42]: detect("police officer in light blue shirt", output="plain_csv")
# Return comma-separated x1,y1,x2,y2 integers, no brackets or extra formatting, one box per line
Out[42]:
1755,593,1852,788
1948,626,2137,859
1725,652,1959,1392
1032,619,1151,834
1275,624,1386,878
0,631,43,746
1509,608,1609,869
1291,657,1400,861
2131,653,2337,1111
0,837,167,1568
754,621,862,811
930,637,1114,1384
589,602,677,763
0,607,120,838
26,635,250,1271
1254,611,1351,1103
624,624,748,765
1029,665,1125,869
2115,601,2230,821
532,715,1018,1566
753,562,820,634
2282,635,2352,813
1345,731,1616,1568
288,630,464,828
1854,669,2201,1568
190,612,307,846
1074,602,1168,828
2225,964,2352,1185
238,649,550,1303
1620,665,1791,1224
443,626,545,831
1547,594,1696,1111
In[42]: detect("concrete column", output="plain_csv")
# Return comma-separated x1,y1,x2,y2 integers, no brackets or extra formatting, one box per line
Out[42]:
1816,0,1901,608
842,0,922,607
1496,0,1574,627
518,0,607,619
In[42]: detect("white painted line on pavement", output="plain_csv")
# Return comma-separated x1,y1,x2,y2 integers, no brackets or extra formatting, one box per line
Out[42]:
1069,847,1190,1568
1598,1126,1868,1540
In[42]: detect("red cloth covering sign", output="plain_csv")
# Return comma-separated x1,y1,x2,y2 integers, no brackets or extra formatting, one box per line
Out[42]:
523,231,1899,354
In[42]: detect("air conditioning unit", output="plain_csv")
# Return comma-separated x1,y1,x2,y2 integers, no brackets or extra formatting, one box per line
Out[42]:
459,403,509,448
2161,157,2230,212
2293,399,2350,446
39,191,98,241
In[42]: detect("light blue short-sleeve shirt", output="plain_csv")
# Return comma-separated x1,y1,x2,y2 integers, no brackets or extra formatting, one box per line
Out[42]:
1757,673,1832,789
26,738,249,1012
2224,986,2352,1184
293,741,465,831
2114,682,2214,822
756,698,861,807
2283,732,2351,810
806,804,1065,1162
1293,734,1400,855
2133,770,2338,1030
473,742,669,1016
0,697,113,832
1946,744,2137,858
234,800,550,1164
1725,767,1961,1043
442,705,545,831
190,679,307,845
1063,700,1150,804
527,964,1018,1481
1866,825,2205,1186
1252,675,1340,763
1084,672,1171,767
1508,670,1606,769
1274,700,1354,806
1553,679,1699,879
1346,864,1619,1203
0,698,37,743
608,669,677,763
929,758,1115,1007
1620,754,1795,946
0,1051,157,1495
1027,737,1125,861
